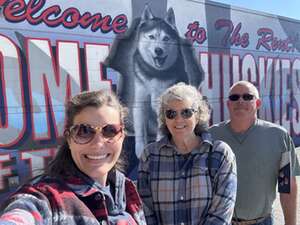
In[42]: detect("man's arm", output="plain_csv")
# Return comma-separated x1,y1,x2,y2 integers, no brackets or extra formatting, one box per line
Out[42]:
280,176,298,225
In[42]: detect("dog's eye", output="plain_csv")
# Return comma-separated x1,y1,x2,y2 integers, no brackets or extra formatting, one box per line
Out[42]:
148,35,155,40
162,36,170,41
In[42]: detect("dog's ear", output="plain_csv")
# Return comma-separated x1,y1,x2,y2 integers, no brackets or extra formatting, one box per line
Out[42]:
165,8,176,27
141,4,154,22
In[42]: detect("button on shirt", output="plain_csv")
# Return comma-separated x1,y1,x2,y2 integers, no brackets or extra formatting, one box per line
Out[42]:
138,134,237,225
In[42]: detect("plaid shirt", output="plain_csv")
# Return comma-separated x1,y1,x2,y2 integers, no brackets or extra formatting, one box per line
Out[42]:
138,133,237,225
0,169,146,225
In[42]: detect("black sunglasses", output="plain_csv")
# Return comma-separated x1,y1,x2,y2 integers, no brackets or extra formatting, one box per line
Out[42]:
165,108,197,120
228,93,255,101
67,123,123,144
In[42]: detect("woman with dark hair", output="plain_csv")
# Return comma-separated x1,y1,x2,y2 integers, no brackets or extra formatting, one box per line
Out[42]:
137,82,237,225
0,90,146,225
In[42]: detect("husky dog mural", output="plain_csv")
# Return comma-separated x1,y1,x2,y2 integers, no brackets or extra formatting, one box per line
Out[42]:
105,5,204,157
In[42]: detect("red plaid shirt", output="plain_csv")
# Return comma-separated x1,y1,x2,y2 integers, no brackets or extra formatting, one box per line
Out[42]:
0,170,146,225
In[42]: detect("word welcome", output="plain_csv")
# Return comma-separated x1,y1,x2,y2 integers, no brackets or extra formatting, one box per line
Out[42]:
0,0,128,33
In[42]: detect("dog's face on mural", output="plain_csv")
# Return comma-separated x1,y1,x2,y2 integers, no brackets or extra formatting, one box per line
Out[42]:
137,6,179,71
105,5,204,158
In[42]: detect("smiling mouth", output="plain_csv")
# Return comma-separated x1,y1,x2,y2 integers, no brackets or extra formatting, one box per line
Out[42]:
85,154,110,160
153,55,167,67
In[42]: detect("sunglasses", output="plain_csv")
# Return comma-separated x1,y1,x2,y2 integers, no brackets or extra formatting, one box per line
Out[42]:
228,93,255,101
165,108,197,120
67,123,123,144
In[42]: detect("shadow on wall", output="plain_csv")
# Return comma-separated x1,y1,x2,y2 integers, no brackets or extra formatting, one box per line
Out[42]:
105,4,204,159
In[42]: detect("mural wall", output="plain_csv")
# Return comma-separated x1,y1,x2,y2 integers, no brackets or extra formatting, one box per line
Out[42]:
0,0,300,200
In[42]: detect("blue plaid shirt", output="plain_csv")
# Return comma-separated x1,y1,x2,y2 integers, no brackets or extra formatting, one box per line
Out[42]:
138,133,237,225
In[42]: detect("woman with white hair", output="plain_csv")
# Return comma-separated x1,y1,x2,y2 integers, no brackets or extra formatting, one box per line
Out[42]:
138,82,237,225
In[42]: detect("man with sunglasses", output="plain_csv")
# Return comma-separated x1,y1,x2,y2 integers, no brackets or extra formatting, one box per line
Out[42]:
209,80,300,225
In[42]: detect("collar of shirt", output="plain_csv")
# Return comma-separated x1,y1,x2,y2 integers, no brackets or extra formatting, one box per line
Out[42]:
64,168,125,199
64,168,128,217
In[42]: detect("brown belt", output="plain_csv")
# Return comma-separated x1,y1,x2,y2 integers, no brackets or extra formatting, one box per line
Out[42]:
232,215,269,225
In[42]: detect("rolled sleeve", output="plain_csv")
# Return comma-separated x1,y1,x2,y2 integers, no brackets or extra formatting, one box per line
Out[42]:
278,133,300,193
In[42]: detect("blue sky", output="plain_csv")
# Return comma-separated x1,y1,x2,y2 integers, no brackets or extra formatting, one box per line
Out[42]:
212,0,300,20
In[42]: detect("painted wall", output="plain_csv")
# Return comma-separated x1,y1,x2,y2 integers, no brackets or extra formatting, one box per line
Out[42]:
0,0,299,200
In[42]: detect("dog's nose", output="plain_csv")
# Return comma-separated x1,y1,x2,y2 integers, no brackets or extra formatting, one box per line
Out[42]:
155,47,163,56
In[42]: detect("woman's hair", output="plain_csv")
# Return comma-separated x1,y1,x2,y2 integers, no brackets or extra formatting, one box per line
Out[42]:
158,82,210,136
45,90,128,177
